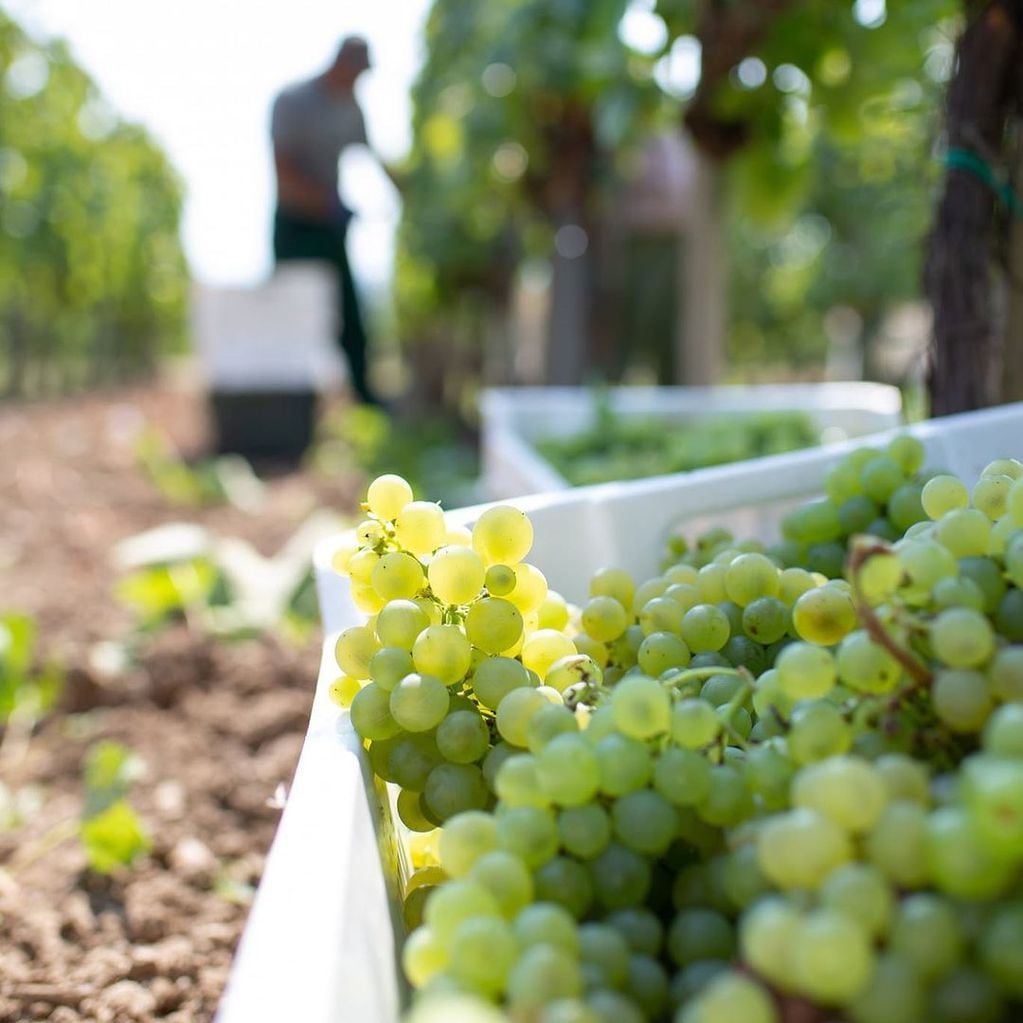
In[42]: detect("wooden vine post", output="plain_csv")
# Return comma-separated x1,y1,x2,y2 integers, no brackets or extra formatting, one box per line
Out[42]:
925,0,1023,415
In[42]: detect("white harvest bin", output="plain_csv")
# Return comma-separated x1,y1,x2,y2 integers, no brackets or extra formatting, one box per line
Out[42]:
481,382,904,498
218,402,1023,1023
191,264,347,458
191,263,343,393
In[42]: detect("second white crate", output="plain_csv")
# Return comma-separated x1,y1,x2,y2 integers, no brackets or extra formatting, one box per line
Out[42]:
481,382,903,499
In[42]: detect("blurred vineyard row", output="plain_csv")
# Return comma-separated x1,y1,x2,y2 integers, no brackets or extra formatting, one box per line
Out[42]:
4,1,1015,413
0,8,187,397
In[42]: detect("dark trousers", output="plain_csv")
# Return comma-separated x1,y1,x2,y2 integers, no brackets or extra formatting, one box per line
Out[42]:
273,208,375,403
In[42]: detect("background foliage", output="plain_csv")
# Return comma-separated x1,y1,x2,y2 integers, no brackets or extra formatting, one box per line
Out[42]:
685,0,959,375
394,0,664,376
0,7,188,396
396,0,960,390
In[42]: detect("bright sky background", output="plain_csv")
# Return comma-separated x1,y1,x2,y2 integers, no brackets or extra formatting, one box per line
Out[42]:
7,0,432,288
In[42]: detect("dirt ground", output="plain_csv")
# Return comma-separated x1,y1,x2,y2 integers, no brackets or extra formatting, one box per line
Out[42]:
0,382,361,1022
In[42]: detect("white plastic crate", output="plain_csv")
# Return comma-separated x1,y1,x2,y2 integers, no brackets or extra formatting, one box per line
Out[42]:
481,382,904,498
192,263,344,392
218,402,1023,1023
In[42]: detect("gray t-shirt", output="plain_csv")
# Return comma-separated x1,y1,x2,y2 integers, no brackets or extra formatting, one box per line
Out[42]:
271,78,367,193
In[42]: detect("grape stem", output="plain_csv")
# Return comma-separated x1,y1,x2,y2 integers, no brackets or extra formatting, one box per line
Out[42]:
717,670,754,748
441,605,464,626
847,541,933,689
660,666,744,689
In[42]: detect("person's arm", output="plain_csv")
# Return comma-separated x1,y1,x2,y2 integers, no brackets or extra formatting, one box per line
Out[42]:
352,102,406,194
376,157,406,194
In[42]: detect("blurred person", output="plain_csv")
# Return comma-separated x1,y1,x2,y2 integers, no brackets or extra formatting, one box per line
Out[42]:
271,36,400,405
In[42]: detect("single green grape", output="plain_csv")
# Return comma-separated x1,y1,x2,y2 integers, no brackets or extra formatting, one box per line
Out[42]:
792,755,888,833
389,672,449,732
791,908,876,1005
776,642,836,700
522,628,577,679
436,708,490,764
610,674,671,739
485,563,516,596
890,893,963,982
469,849,534,919
792,585,856,645
464,596,523,654
611,788,677,856
366,473,414,520
582,595,629,642
887,434,925,474
756,807,852,890
558,803,612,860
449,914,518,996
437,810,498,878
371,551,426,601
536,733,601,807
473,656,532,710
740,895,802,988
471,505,534,565
375,599,431,650
534,855,595,919
866,800,929,888
931,606,995,669
680,604,730,652
395,500,447,555
413,624,472,685
496,686,550,748
335,624,380,680
496,805,560,868
922,475,969,520
596,733,653,796
819,862,893,938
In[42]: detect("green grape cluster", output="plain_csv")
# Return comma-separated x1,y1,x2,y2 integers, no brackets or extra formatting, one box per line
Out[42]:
663,433,932,582
332,445,1023,1023
331,475,562,832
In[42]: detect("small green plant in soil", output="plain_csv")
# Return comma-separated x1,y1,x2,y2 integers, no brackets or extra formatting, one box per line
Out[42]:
116,556,228,632
0,614,61,836
80,740,150,873
0,613,62,728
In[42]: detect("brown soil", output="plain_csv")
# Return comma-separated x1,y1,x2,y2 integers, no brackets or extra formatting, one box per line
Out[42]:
0,381,361,1022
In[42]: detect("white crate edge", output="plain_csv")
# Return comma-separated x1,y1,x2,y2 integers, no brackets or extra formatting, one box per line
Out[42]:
481,382,904,499
216,638,405,1023
222,401,1023,1023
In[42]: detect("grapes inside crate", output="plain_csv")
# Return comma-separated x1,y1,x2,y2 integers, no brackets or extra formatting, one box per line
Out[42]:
480,383,902,499
220,403,1023,1023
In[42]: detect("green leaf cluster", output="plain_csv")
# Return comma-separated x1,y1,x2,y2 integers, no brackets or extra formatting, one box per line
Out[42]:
715,5,957,370
114,515,342,643
115,557,225,630
0,8,188,395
